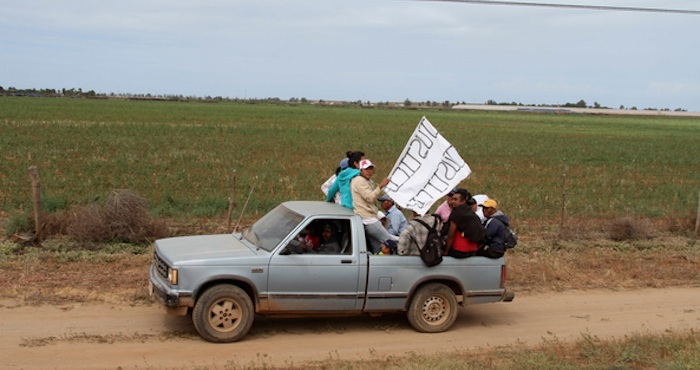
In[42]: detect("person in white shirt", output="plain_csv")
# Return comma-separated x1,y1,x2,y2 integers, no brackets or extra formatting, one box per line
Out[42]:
350,159,398,254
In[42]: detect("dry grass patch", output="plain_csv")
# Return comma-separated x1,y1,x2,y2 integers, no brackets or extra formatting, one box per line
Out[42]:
0,243,152,305
523,215,696,243
506,235,699,293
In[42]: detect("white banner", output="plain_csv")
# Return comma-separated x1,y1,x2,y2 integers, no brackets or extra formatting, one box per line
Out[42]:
384,117,471,215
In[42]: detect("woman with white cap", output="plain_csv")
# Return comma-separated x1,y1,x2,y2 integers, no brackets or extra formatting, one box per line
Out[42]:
350,159,398,254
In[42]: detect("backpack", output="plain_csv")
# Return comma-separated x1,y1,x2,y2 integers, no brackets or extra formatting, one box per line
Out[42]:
486,218,518,249
412,217,444,267
504,225,518,249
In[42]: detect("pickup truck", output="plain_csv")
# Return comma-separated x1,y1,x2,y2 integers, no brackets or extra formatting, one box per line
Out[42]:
149,201,514,343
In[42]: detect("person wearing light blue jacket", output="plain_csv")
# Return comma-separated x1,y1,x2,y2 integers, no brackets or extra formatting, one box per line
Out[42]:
326,151,364,210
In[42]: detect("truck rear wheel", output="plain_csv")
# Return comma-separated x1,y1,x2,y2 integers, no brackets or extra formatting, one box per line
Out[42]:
407,283,458,333
192,284,254,343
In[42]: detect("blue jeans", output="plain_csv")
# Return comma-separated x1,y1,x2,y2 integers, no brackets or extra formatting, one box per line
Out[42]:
364,221,398,254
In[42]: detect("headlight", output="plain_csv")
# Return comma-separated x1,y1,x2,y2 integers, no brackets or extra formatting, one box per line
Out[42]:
168,268,178,285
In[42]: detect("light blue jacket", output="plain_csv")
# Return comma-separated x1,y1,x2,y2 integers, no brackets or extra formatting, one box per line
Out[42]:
385,205,408,236
326,168,360,209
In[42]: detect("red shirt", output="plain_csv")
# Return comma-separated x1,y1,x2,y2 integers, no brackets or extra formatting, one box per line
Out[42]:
305,235,320,250
452,231,479,253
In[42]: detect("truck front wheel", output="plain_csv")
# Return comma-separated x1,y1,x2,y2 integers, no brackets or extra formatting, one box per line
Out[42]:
192,284,254,343
407,283,458,333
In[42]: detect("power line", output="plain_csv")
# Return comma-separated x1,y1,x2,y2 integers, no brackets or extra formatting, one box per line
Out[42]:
413,0,700,15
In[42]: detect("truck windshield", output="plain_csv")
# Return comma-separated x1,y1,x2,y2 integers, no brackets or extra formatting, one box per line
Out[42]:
242,204,304,252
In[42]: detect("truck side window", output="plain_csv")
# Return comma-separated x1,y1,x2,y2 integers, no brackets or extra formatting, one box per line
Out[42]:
290,219,350,255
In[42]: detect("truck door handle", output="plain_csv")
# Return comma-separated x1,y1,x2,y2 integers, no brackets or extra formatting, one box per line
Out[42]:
341,259,353,264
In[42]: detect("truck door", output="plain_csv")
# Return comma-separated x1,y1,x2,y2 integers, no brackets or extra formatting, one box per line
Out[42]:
266,218,364,312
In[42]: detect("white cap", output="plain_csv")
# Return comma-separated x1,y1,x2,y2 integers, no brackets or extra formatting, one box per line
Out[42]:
359,159,374,170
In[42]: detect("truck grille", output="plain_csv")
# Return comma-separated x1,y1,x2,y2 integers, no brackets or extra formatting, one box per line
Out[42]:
153,252,169,281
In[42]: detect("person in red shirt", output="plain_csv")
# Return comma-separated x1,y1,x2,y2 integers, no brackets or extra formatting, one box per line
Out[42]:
444,188,484,258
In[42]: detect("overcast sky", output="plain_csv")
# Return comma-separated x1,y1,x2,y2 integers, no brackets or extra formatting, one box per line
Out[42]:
2,0,699,111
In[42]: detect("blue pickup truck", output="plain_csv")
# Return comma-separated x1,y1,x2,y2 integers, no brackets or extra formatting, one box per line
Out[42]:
149,201,514,342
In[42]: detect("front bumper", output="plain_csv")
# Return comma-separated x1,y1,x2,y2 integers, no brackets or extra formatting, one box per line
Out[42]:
149,265,193,309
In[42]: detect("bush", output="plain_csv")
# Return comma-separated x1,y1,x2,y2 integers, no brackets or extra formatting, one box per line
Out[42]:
66,190,169,243
66,203,109,242
3,211,33,237
608,217,655,241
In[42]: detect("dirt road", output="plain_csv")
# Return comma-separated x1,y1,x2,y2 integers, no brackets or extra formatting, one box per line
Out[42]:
1,287,698,369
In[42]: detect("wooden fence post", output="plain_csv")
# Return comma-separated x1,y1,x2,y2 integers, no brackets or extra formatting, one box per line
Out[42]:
227,170,237,233
695,188,700,239
28,166,42,241
559,172,567,240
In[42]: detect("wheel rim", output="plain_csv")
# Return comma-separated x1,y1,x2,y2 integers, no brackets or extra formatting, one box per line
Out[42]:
208,298,243,333
421,295,450,325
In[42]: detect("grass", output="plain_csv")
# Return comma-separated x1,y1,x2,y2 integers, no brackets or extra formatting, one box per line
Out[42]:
166,328,696,369
88,328,697,369
2,97,699,235
294,328,700,370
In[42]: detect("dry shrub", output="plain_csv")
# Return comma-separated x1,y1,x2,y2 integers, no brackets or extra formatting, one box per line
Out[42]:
608,217,655,241
661,216,695,234
67,190,169,243
66,203,109,242
103,190,151,241
148,219,170,240
41,211,71,236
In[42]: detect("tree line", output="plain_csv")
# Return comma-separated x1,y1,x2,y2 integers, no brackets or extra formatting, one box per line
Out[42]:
0,86,687,112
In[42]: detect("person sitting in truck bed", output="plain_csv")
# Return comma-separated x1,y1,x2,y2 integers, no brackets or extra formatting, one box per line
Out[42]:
476,199,509,259
379,239,397,255
321,151,355,204
378,195,407,237
325,151,364,210
473,193,490,222
443,188,484,258
434,187,457,225
397,210,441,256
350,159,398,254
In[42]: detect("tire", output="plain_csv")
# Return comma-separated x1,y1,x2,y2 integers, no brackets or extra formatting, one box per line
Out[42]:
192,284,254,343
407,283,458,333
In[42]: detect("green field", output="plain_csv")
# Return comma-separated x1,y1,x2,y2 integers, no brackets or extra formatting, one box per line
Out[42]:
1,97,699,233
